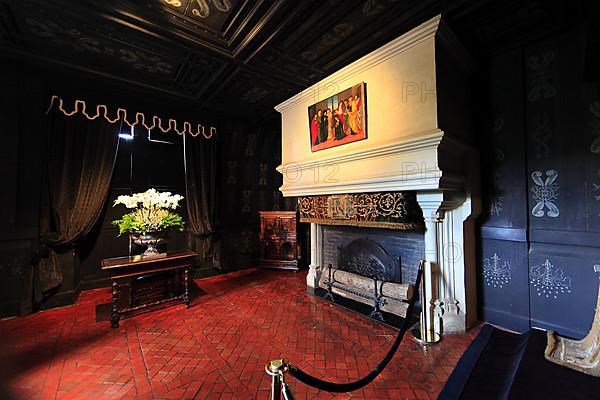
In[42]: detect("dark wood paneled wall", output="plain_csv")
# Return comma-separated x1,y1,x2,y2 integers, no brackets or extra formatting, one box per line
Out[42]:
216,117,299,270
478,25,600,338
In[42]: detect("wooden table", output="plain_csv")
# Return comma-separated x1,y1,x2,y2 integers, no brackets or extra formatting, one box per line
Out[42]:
101,251,197,328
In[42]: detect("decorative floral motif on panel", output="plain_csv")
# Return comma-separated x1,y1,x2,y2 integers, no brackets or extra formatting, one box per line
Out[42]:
531,169,560,218
489,119,505,216
26,18,174,75
162,0,233,19
490,172,504,217
527,51,557,102
258,164,268,186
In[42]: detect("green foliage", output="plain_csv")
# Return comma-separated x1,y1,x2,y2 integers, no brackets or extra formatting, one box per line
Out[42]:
158,212,185,231
111,210,185,235
111,189,186,235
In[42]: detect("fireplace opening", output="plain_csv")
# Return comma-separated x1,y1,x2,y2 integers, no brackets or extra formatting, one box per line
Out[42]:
322,226,424,286
313,225,424,327
338,238,401,283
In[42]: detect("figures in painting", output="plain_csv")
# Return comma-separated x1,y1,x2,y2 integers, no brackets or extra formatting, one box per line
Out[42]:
318,109,327,144
348,95,362,136
311,112,319,146
343,99,351,134
326,109,334,140
334,102,347,140
309,83,366,151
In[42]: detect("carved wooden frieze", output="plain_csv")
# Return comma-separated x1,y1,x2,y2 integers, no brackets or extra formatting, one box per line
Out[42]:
298,192,423,230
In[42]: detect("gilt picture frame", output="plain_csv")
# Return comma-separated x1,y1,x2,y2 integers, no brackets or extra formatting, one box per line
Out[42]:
308,82,367,152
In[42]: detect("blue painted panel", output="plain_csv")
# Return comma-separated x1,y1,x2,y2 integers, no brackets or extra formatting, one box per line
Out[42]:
477,27,600,337
529,243,600,339
479,238,530,332
525,36,588,233
480,49,528,230
584,87,600,233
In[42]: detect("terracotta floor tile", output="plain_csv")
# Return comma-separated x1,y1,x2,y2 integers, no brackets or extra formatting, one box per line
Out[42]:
0,268,478,399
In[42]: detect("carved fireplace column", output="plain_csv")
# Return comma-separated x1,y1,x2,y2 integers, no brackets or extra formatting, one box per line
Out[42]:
306,222,320,289
416,192,445,335
417,191,476,334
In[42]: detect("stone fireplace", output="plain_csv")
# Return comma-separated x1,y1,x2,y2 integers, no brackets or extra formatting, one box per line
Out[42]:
275,16,479,333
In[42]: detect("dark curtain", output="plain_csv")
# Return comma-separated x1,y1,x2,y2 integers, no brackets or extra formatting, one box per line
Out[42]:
184,134,218,264
31,111,119,309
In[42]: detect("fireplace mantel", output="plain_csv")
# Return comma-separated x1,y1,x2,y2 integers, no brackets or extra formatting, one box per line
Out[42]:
276,128,472,196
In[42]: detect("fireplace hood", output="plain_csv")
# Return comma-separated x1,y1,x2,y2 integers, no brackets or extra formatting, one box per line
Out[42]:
274,16,480,334
275,15,475,198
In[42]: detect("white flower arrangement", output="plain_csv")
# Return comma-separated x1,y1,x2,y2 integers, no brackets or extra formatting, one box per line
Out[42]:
112,188,185,235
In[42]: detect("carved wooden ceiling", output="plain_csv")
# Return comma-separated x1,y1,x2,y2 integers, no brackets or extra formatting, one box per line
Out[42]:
0,0,580,120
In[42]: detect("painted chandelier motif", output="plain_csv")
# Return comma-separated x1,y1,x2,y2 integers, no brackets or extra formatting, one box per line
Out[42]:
530,259,572,299
483,253,511,288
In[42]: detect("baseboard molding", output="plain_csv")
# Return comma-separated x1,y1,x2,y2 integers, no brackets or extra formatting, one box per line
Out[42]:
530,318,587,340
480,306,530,333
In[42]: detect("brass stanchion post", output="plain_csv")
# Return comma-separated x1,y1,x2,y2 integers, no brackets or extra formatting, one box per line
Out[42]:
411,261,441,344
266,359,284,400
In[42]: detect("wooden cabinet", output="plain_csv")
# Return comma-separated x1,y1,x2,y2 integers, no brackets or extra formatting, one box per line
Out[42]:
259,211,300,270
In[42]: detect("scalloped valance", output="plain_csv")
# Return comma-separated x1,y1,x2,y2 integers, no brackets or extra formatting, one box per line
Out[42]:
45,95,216,138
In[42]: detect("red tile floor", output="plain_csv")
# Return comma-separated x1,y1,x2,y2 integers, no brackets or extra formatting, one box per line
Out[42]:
0,268,479,400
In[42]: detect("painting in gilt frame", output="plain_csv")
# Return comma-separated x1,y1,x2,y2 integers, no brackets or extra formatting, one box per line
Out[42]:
308,82,367,152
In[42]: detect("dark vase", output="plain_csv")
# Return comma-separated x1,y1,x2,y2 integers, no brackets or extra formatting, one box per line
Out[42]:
130,231,167,256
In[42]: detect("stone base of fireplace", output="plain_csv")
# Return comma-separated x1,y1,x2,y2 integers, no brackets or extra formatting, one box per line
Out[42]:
438,301,467,334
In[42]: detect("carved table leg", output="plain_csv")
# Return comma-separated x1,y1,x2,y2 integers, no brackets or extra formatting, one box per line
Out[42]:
111,279,120,328
183,267,190,308
128,277,134,308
